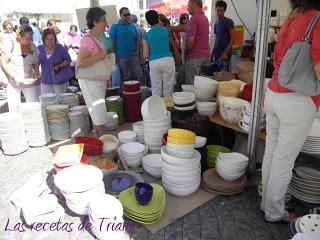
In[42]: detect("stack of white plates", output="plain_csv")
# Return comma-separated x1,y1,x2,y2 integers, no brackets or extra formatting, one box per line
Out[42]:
69,111,90,137
301,119,320,155
118,142,148,168
46,105,70,140
0,112,28,155
161,146,201,196
289,166,320,204
194,76,218,101
54,165,104,215
132,121,144,144
59,93,79,107
106,112,118,131
142,154,162,178
216,152,249,181
173,92,196,111
70,105,89,116
88,194,125,240
290,214,320,239
20,103,51,146
21,194,65,226
40,93,59,107
117,130,137,145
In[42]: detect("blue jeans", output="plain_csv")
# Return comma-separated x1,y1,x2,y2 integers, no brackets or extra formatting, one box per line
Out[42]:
118,56,145,86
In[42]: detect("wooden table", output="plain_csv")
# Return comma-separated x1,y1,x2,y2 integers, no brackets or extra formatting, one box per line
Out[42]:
209,112,267,141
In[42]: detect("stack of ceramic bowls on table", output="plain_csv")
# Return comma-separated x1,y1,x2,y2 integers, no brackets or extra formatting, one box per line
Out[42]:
54,165,104,215
68,111,90,137
88,194,125,240
289,165,320,204
142,96,171,153
99,134,119,157
118,130,137,145
194,76,218,101
206,145,231,168
46,105,70,140
213,71,235,81
301,118,320,155
173,92,196,117
123,81,141,122
106,96,124,125
59,93,79,107
181,85,195,93
142,154,162,178
40,93,59,107
105,112,119,131
119,183,166,224
196,102,217,117
202,168,247,195
0,112,28,155
238,104,266,132
132,121,144,144
216,152,249,181
118,142,148,168
219,96,249,124
19,103,51,146
289,214,320,239
140,86,152,105
217,81,241,104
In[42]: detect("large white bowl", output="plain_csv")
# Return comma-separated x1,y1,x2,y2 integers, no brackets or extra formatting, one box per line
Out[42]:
182,85,196,93
161,146,201,166
161,159,200,172
218,152,249,164
141,96,167,120
166,146,195,159
220,97,249,112
99,134,119,154
166,142,195,151
216,165,245,182
143,111,171,127
162,170,200,185
120,142,145,155
194,76,219,89
162,179,200,197
197,102,217,110
162,177,200,190
142,154,162,168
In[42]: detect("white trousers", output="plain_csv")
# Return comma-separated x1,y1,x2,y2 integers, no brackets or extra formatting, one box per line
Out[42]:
261,90,316,221
7,83,39,112
149,57,175,97
41,82,68,95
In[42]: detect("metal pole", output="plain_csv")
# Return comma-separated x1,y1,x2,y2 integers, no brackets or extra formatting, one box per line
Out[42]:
90,0,99,7
247,0,270,173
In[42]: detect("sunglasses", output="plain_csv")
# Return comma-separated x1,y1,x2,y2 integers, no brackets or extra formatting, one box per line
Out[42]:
123,13,131,17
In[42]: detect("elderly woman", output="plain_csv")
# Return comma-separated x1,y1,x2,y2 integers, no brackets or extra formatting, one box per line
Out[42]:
77,7,109,137
0,25,40,112
64,25,81,54
38,28,73,94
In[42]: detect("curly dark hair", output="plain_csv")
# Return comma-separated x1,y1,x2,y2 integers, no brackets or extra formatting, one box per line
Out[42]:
42,28,57,44
86,7,106,29
216,1,227,10
290,0,320,10
145,10,159,26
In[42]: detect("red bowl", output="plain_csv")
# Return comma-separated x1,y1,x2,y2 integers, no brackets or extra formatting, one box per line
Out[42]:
162,133,168,146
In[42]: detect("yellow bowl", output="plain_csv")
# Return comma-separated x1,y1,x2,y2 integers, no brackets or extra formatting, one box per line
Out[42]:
168,128,196,141
167,136,195,145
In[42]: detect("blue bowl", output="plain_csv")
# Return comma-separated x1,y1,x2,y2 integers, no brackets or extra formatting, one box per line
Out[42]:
135,194,152,205
135,182,153,205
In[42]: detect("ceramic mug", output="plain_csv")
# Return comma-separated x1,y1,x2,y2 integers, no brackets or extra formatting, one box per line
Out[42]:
239,111,251,124
239,120,250,132
242,104,252,116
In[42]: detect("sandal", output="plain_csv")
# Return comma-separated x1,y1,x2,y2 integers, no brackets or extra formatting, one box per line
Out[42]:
265,210,296,223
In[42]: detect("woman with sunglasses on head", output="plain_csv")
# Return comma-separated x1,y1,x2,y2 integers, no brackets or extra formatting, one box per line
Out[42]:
0,25,40,112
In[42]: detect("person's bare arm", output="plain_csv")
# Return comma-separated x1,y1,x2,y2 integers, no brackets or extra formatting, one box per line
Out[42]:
171,24,188,33
185,36,195,55
77,47,106,68
33,63,40,79
315,62,320,80
222,29,235,60
143,40,149,59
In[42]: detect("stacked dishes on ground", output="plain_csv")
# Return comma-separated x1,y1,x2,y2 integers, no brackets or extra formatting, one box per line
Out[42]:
69,111,90,137
289,214,320,239
173,92,196,115
40,93,59,107
106,96,124,125
132,121,144,144
105,112,119,131
140,86,152,105
161,129,201,197
118,130,137,145
59,93,79,107
46,105,70,140
123,81,141,122
289,165,320,204
301,118,320,155
88,194,125,240
0,112,28,155
118,142,148,168
196,102,217,117
142,96,171,153
219,96,249,124
216,152,249,181
54,165,104,215
142,154,162,178
119,183,166,224
206,145,231,168
194,76,218,101
213,71,235,81
20,103,51,146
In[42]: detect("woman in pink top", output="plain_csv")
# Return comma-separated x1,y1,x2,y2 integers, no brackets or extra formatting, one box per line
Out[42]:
64,25,81,54
261,0,320,223
77,7,109,137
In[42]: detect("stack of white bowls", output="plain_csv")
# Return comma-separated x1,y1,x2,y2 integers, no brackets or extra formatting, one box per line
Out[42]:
40,93,59,107
196,102,217,117
0,112,28,155
46,105,70,140
68,111,90,137
194,76,218,101
88,194,125,240
173,92,196,111
54,165,104,215
19,103,51,146
59,93,79,107
117,130,137,145
141,96,171,153
132,121,144,144
106,112,119,131
161,146,201,197
142,154,162,178
216,152,249,181
181,85,195,93
219,97,249,124
118,142,148,168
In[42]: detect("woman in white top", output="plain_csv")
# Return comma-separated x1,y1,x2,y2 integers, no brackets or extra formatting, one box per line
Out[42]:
0,25,40,112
